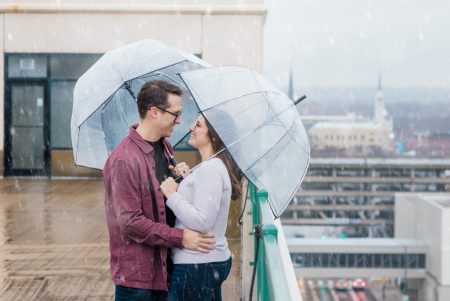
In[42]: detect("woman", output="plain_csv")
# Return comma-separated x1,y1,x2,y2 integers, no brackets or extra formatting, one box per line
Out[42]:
160,114,243,301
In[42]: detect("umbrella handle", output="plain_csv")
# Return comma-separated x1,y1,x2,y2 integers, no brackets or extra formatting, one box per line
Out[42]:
169,155,178,166
169,155,184,183
174,175,184,184
294,95,306,105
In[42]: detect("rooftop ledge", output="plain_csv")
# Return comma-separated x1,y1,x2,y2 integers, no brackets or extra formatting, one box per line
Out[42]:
0,4,267,15
240,183,303,301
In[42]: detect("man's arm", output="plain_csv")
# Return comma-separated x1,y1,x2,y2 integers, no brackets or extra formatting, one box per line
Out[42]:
111,159,183,248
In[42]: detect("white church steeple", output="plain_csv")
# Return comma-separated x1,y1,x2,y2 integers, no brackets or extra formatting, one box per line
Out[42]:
374,74,385,123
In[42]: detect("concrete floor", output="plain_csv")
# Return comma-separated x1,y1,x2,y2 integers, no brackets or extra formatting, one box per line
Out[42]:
0,178,240,300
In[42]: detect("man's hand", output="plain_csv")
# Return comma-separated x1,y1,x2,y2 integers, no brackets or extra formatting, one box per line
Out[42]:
160,177,178,199
182,228,215,253
169,162,190,177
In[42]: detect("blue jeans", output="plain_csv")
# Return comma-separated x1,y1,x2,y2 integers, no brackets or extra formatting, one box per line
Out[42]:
115,285,168,301
168,257,232,301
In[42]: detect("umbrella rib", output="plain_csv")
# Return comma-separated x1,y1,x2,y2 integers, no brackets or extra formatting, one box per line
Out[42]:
241,120,294,174
172,131,191,148
178,71,204,115
239,115,310,216
80,71,183,128
198,90,291,113
181,68,291,112
192,92,296,155
78,60,193,127
208,99,306,164
271,152,310,217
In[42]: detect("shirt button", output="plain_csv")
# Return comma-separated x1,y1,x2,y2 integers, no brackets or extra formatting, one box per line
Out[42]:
152,166,155,170
160,211,164,216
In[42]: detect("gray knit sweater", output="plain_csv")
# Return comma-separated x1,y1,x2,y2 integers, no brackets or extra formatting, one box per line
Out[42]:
166,158,232,264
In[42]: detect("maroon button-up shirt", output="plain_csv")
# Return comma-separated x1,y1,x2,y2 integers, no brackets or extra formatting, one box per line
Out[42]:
103,125,183,291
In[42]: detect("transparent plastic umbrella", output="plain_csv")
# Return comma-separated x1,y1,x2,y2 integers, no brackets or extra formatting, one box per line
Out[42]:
71,39,209,169
179,66,310,217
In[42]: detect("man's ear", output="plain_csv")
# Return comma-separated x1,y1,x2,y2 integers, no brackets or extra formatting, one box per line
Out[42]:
147,107,158,119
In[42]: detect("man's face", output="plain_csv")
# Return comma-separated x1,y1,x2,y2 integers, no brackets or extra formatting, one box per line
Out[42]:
156,93,182,138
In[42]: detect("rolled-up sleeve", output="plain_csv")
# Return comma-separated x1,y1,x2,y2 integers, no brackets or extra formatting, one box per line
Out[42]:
166,160,223,233
111,160,183,248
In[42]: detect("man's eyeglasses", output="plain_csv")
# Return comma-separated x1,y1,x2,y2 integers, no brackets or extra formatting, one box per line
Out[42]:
153,106,182,122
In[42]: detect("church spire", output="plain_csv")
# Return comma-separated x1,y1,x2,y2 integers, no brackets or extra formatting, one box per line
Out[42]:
378,73,382,91
288,65,294,100
375,73,385,122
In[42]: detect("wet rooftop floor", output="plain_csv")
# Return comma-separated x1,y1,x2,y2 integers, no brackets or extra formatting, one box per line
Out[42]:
0,179,240,300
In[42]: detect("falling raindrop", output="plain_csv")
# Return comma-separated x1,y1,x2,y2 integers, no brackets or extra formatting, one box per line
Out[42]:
213,269,220,280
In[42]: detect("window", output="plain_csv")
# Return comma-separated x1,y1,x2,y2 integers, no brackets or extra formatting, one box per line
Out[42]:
49,54,102,149
8,55,47,78
392,254,402,268
325,254,340,267
308,168,332,176
375,168,411,177
51,82,75,149
336,168,366,177
7,53,102,150
50,55,100,79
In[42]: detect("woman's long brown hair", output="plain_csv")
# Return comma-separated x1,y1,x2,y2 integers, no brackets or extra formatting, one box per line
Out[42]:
204,117,244,200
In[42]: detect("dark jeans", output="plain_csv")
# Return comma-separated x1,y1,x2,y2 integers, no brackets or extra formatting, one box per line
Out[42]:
168,257,232,301
115,285,168,301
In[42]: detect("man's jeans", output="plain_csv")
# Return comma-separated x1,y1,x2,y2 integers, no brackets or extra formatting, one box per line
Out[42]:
115,285,168,301
168,257,232,301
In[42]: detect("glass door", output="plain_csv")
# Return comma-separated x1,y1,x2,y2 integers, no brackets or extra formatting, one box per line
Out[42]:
5,82,50,176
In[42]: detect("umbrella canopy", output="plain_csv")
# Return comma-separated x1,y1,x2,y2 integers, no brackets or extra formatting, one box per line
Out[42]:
179,66,310,217
71,39,209,169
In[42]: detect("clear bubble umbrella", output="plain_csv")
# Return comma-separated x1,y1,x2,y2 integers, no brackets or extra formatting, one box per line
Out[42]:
179,66,310,217
71,39,209,169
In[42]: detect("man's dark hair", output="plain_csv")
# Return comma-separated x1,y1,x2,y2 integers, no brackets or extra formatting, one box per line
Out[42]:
136,80,183,119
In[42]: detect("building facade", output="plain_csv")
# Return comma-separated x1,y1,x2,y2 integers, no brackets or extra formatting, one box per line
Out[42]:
283,158,450,237
395,193,450,301
308,77,394,154
0,0,265,177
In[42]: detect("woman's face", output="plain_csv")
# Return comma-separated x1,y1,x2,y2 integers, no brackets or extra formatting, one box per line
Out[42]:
188,115,211,149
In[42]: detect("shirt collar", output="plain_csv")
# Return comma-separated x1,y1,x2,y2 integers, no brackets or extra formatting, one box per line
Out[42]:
129,124,154,154
129,124,174,160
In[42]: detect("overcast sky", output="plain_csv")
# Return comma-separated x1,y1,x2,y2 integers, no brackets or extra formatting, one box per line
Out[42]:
263,0,450,90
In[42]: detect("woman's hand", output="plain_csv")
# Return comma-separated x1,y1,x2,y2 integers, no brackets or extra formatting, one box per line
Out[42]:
160,177,179,198
169,162,190,177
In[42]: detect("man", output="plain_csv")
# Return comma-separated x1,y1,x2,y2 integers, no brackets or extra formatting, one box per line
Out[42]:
103,80,215,300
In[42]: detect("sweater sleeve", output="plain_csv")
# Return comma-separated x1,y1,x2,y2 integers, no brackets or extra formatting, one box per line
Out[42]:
166,159,225,233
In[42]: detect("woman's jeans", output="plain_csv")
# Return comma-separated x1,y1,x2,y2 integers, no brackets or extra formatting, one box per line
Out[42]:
168,257,232,301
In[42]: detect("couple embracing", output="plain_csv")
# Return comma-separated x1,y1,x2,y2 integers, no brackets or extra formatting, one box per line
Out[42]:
103,80,243,301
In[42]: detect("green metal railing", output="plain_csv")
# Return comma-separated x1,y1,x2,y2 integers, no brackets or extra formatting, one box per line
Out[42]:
249,183,291,301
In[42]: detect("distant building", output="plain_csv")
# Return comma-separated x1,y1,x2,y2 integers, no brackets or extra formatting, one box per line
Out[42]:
308,122,383,149
282,157,450,237
308,75,394,155
395,193,450,301
418,132,450,157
